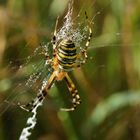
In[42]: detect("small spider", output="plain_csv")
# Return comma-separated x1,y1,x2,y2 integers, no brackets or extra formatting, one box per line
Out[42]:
19,12,92,112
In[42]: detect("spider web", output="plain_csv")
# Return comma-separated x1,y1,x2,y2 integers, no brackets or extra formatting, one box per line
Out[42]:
0,43,52,114
18,0,98,138
0,0,122,117
0,0,119,117
0,0,133,140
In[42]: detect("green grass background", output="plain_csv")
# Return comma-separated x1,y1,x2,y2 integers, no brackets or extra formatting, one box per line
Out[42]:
0,0,140,140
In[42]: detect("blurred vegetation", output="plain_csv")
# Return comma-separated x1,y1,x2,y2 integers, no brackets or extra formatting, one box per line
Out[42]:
0,0,140,140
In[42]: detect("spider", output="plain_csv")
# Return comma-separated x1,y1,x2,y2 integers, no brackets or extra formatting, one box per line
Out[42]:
19,12,92,112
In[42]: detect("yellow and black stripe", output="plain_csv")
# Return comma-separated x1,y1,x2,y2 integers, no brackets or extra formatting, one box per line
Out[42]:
57,39,77,71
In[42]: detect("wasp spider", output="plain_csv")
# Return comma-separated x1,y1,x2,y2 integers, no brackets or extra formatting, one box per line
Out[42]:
19,12,92,112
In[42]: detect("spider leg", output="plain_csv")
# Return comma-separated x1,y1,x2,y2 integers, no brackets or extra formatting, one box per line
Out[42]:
44,17,59,68
61,73,81,111
84,11,92,51
52,16,59,49
19,72,56,112
76,12,92,66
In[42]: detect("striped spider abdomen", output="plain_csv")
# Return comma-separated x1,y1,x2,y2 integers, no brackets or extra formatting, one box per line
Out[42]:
57,39,77,71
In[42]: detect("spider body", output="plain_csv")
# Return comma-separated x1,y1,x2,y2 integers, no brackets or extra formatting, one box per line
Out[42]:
20,12,92,112
56,39,77,71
